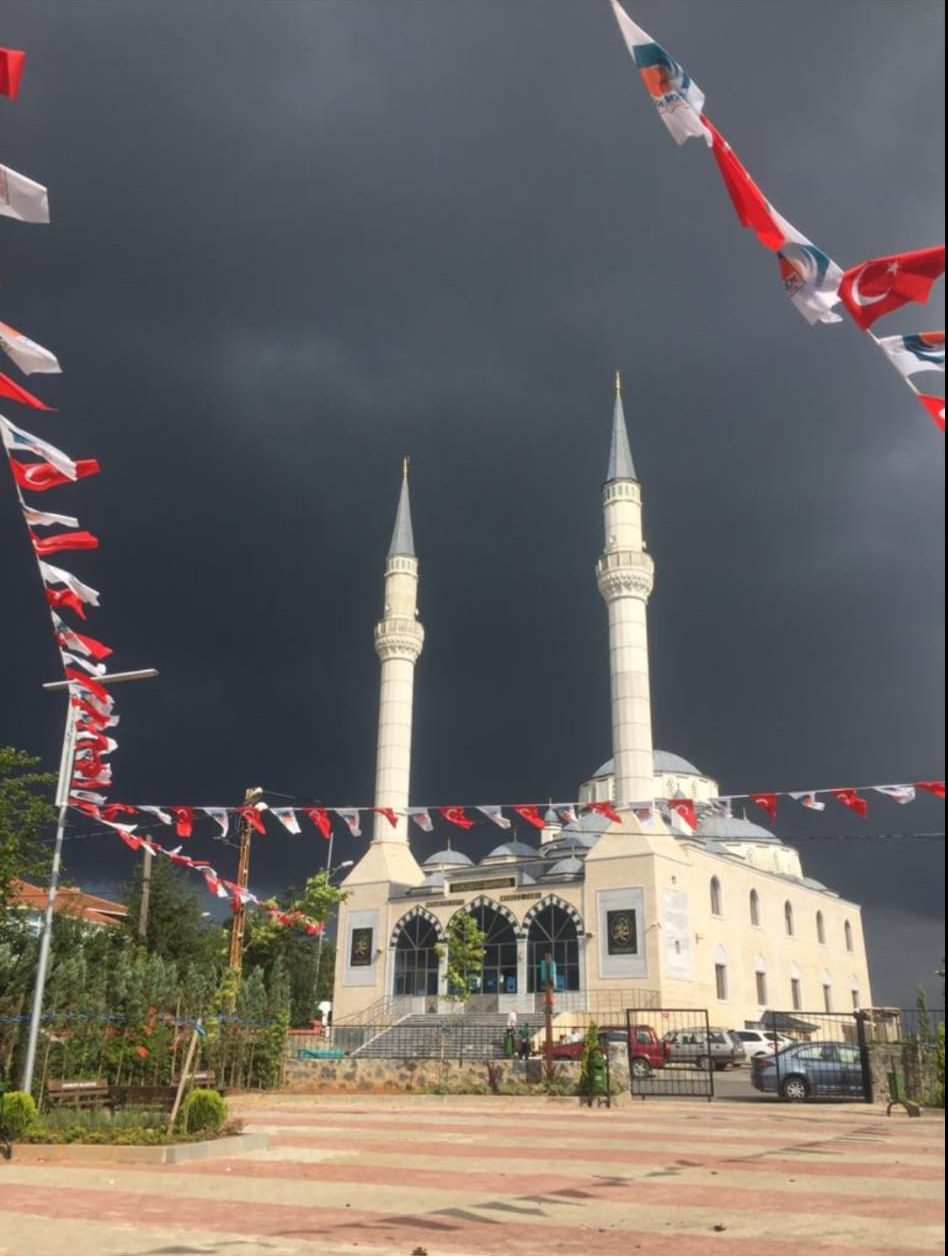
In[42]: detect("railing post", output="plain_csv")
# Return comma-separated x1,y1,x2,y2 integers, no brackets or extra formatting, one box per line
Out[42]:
856,1010,873,1103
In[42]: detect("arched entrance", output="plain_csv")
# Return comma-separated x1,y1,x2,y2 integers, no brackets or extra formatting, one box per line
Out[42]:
392,912,441,998
454,901,518,1009
527,901,581,993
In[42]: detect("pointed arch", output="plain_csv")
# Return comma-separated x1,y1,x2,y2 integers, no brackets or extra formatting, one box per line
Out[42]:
389,904,443,949
522,894,585,939
447,895,519,935
449,898,519,996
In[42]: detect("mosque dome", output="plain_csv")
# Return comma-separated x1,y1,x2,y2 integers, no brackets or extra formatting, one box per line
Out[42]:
481,840,538,863
422,848,474,869
591,749,704,779
695,814,778,842
542,856,584,880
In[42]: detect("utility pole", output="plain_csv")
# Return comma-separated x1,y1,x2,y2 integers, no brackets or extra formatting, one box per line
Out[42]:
137,848,153,942
228,786,263,976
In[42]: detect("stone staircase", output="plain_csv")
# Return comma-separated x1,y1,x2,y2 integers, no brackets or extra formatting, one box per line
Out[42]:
338,1013,546,1061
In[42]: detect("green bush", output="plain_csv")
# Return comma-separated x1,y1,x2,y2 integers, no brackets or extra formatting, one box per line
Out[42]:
1,1090,38,1139
180,1087,227,1134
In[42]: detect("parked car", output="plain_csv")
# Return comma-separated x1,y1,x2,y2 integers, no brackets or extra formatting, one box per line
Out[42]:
732,1029,795,1060
663,1027,745,1070
551,1025,669,1078
751,1040,865,1101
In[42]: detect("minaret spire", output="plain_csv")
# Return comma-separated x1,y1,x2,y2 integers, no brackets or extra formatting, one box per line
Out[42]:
596,374,655,809
373,460,425,842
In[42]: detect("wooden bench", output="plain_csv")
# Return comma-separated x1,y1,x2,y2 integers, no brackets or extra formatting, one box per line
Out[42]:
45,1079,113,1111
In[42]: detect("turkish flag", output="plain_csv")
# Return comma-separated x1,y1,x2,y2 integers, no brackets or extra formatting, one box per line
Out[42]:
587,801,623,825
831,789,868,817
56,629,112,660
46,586,88,620
9,457,100,492
0,48,26,99
304,807,332,839
239,805,267,834
439,806,475,830
704,120,786,252
750,793,778,824
668,798,697,832
64,667,109,703
916,394,945,432
31,529,99,557
0,372,53,410
839,246,945,330
916,780,945,799
171,806,194,838
371,807,399,828
512,804,546,830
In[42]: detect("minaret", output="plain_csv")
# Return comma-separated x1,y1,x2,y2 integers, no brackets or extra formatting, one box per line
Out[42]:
595,373,655,807
372,458,425,842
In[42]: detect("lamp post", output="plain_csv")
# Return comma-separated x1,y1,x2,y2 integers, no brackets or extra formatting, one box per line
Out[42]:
314,857,353,1020
20,667,158,1095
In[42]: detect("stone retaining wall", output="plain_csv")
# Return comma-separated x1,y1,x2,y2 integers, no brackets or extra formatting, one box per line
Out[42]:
283,1056,583,1094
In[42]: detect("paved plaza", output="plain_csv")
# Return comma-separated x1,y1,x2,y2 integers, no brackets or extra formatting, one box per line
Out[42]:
0,1093,943,1256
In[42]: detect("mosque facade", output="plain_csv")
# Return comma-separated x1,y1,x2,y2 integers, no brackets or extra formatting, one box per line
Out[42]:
331,384,872,1030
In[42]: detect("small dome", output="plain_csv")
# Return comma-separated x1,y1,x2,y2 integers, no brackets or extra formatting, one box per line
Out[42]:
696,815,777,841
482,840,538,862
592,749,704,779
542,856,584,879
543,806,560,826
423,848,474,868
542,831,598,856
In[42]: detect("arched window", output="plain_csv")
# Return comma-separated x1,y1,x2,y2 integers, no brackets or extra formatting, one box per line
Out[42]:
749,889,761,927
790,964,803,1011
710,876,723,917
714,943,728,1001
816,911,826,944
784,901,795,937
527,902,580,992
393,914,441,997
844,920,854,952
464,903,518,995
754,955,768,1006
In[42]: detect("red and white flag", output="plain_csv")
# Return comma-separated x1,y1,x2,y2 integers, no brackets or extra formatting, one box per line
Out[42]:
0,371,52,409
439,806,475,830
335,808,362,836
139,805,173,826
9,457,100,492
408,807,434,831
916,780,945,799
750,793,778,824
371,806,399,828
476,805,511,829
915,394,945,432
1,417,75,478
171,806,194,838
239,803,268,834
831,788,868,817
512,804,546,830
668,798,697,835
0,48,26,99
53,623,112,660
789,791,826,812
587,801,622,824
203,808,231,837
60,650,106,677
0,163,49,223
31,529,99,557
39,561,101,609
872,785,915,805
0,320,61,374
272,807,301,835
24,506,79,530
304,807,333,839
839,246,946,331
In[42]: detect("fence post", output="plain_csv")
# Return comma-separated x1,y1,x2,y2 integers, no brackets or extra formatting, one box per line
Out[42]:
855,1011,873,1103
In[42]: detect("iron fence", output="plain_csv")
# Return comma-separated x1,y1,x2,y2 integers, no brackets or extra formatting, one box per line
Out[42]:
626,1007,716,1100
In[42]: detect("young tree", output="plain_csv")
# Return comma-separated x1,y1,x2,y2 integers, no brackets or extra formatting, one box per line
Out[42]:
122,857,224,967
0,747,56,915
438,911,486,1003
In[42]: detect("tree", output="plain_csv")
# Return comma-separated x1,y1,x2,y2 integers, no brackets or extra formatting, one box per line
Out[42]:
0,747,56,915
122,857,224,968
438,912,486,1003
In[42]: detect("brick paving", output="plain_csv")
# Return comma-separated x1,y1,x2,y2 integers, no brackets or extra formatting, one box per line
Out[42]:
0,1093,943,1256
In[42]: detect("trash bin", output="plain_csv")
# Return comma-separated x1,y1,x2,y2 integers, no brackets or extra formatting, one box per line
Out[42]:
591,1054,607,1094
888,1069,906,1103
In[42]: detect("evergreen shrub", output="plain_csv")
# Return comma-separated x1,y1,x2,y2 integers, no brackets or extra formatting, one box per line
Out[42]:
1,1090,38,1139
180,1087,228,1134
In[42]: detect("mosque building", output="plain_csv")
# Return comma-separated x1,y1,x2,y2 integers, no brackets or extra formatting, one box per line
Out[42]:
331,381,872,1029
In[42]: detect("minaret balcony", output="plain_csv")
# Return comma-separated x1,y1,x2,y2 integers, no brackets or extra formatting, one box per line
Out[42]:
596,548,654,601
374,616,425,662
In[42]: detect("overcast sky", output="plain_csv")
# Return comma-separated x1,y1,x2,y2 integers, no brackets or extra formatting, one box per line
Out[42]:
1,0,943,1007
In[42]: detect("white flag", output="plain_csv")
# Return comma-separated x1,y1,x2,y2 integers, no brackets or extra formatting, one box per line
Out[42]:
555,804,578,825
271,807,301,835
0,163,50,224
872,785,916,805
633,806,655,828
61,650,106,677
0,320,61,374
335,808,362,836
70,789,107,805
202,807,231,837
876,332,944,379
476,805,511,829
139,805,173,826
23,506,79,530
609,0,709,146
789,791,826,812
39,561,101,607
0,416,75,479
408,807,434,832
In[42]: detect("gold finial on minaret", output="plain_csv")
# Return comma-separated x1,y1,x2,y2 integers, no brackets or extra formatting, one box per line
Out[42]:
402,454,409,480
615,370,622,395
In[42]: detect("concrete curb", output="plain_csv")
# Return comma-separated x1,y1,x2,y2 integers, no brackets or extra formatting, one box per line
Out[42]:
11,1131,269,1165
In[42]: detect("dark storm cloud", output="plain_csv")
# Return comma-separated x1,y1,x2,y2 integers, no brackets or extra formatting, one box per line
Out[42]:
1,1,943,1004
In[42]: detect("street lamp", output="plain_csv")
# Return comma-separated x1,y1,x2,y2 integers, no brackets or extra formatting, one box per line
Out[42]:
20,666,158,1094
314,859,353,1020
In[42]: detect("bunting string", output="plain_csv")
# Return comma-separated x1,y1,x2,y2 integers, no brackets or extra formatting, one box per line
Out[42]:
608,1,945,432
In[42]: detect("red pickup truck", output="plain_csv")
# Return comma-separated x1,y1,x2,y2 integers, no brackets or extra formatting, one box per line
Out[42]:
551,1025,669,1078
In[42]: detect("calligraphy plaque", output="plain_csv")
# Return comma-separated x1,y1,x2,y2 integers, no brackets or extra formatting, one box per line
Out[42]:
606,909,638,956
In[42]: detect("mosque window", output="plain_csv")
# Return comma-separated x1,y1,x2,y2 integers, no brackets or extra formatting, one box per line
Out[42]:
710,877,723,917
816,911,826,944
749,889,761,927
755,969,768,1006
844,920,854,952
791,977,802,1011
393,915,440,998
714,944,728,1001
527,903,580,993
822,982,833,1013
784,901,795,937
465,904,518,996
